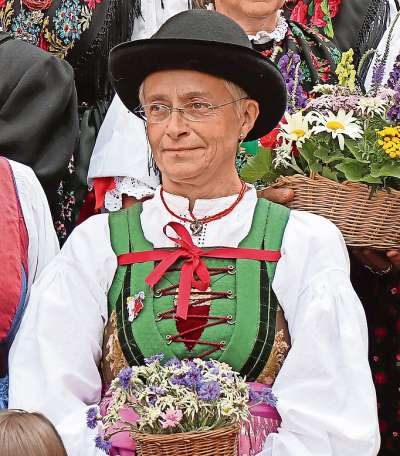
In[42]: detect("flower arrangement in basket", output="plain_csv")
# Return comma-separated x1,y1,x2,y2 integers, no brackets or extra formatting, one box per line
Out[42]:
87,355,255,455
240,47,400,249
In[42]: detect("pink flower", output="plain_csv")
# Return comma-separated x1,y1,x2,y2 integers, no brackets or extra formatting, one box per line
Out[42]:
85,0,102,9
159,408,183,429
290,0,309,25
328,0,341,18
311,0,327,28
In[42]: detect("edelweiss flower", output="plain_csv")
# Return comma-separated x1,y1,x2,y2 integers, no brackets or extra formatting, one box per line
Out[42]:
279,111,312,145
273,141,293,169
357,97,386,117
312,109,363,150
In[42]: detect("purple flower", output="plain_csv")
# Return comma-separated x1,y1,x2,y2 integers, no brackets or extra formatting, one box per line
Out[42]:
249,389,262,403
387,53,400,121
371,57,386,95
209,367,220,376
262,387,278,407
118,367,132,389
144,353,164,365
197,381,221,401
182,367,203,388
86,407,98,429
165,357,182,368
278,51,307,113
147,386,167,406
170,374,186,386
95,435,112,454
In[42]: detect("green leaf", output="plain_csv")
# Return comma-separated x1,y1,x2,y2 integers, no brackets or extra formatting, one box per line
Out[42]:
299,141,323,173
345,140,370,163
240,147,277,184
370,161,400,178
335,158,370,182
313,145,344,164
321,166,338,181
361,175,383,184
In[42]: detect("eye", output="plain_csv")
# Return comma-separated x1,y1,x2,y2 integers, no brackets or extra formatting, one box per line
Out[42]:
191,102,212,111
149,103,167,113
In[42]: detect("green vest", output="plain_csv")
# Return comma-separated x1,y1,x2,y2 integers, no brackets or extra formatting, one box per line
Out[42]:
106,199,290,382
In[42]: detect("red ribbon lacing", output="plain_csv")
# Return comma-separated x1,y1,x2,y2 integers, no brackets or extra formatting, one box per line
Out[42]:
154,266,236,357
118,222,281,320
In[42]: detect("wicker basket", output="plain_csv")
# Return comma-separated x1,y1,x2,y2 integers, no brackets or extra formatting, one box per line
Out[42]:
272,174,400,250
133,423,240,456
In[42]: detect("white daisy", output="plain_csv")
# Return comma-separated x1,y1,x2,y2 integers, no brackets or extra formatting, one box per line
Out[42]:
312,109,363,150
279,111,312,145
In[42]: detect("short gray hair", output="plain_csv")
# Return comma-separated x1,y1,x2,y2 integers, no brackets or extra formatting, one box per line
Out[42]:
138,77,248,117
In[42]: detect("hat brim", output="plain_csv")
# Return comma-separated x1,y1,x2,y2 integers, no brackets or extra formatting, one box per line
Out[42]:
109,39,287,141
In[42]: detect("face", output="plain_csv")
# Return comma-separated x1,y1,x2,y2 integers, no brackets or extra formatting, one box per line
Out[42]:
215,0,286,18
142,69,259,187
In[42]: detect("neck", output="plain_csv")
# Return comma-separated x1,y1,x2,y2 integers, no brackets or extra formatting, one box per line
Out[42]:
215,4,280,35
162,173,242,211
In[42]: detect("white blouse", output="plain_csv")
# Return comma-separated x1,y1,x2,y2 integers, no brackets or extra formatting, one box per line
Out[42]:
9,188,380,456
10,160,59,295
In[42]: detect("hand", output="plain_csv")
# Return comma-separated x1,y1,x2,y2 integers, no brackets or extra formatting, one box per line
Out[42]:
257,187,295,205
352,248,400,275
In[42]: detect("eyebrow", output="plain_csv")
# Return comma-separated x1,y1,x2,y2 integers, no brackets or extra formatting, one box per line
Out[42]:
146,91,214,103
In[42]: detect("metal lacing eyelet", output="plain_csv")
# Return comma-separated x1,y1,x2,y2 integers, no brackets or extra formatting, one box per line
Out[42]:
219,341,226,350
155,313,163,322
166,335,173,345
154,289,162,298
227,265,236,275
227,315,236,325
226,290,236,299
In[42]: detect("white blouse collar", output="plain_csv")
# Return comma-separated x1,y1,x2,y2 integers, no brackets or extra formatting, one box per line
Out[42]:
141,186,258,248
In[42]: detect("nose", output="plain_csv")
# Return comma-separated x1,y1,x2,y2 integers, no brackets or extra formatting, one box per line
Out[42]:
165,109,190,140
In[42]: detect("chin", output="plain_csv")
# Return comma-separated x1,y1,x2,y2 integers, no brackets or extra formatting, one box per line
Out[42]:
162,165,207,183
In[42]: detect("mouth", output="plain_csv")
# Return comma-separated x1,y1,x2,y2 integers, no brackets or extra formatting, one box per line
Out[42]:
163,147,201,153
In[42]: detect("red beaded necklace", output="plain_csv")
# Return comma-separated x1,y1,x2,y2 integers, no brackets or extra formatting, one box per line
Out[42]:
160,180,248,236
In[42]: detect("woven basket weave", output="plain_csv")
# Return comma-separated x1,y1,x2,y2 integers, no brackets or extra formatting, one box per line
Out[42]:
272,174,400,250
133,423,240,456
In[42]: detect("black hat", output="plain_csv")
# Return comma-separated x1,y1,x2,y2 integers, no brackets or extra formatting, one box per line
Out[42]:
109,10,287,141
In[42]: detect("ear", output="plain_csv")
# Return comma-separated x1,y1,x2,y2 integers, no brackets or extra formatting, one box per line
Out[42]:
240,99,260,138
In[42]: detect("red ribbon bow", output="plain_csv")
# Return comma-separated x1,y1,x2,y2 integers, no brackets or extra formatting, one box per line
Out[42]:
118,222,281,320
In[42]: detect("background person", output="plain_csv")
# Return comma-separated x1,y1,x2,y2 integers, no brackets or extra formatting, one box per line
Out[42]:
0,409,67,456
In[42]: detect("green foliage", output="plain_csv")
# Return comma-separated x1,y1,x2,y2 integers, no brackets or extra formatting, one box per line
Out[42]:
240,147,278,185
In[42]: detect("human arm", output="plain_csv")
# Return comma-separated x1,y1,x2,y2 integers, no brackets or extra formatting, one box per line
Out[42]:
8,214,116,456
259,212,380,455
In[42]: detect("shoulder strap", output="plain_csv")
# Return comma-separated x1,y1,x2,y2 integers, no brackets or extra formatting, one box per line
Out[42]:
0,157,28,345
259,199,290,282
108,207,132,310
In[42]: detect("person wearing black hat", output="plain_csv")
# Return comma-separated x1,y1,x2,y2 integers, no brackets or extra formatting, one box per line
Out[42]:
9,10,379,456
0,31,78,221
88,0,341,214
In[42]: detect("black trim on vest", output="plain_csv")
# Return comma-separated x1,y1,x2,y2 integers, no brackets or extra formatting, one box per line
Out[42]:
239,261,278,381
116,264,145,367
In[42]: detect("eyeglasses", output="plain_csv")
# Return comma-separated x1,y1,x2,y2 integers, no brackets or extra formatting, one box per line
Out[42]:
134,97,249,123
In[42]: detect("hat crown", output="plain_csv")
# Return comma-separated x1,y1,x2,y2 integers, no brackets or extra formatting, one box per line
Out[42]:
152,10,252,50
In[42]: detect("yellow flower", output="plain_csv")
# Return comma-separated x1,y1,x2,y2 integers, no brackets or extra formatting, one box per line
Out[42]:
336,49,356,92
376,126,400,158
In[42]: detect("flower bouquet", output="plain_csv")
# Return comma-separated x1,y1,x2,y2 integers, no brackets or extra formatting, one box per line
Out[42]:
240,49,400,249
87,355,252,456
